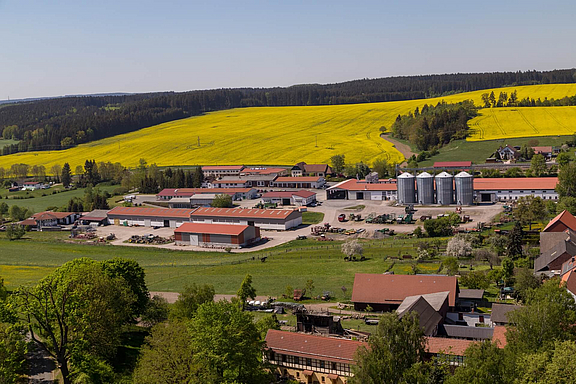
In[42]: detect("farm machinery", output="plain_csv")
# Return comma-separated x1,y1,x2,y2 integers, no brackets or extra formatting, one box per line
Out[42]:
365,213,397,224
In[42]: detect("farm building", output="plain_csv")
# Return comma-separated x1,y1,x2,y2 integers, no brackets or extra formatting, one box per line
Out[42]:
174,222,260,248
542,210,576,233
22,181,47,190
534,230,576,272
273,176,326,189
190,207,302,230
497,145,520,160
351,273,458,312
326,178,397,200
291,162,333,177
79,210,110,226
107,206,193,228
168,194,219,208
214,174,278,187
473,177,558,202
156,187,257,201
240,167,287,176
532,146,555,160
490,303,522,326
201,165,245,177
262,190,317,206
209,179,250,188
20,211,81,230
561,258,576,300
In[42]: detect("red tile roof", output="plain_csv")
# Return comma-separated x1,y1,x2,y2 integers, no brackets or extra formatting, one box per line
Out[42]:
202,165,245,171
23,181,42,185
191,207,298,219
329,179,397,191
275,176,324,183
473,177,558,191
265,330,363,364
561,267,576,296
241,167,286,175
532,146,553,153
212,180,249,184
351,274,458,307
543,210,576,232
426,337,475,356
175,222,249,236
107,206,194,218
157,188,254,197
491,326,508,348
33,211,75,220
433,161,472,168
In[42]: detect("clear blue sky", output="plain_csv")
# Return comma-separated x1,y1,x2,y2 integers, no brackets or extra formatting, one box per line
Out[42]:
1,0,575,99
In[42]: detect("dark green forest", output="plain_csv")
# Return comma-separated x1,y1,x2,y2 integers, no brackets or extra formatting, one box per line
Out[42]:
1,68,575,156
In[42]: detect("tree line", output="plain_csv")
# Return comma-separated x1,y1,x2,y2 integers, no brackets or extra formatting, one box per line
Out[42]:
1,69,575,156
480,90,576,108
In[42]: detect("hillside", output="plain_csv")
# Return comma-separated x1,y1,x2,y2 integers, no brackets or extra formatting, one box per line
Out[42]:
1,84,576,170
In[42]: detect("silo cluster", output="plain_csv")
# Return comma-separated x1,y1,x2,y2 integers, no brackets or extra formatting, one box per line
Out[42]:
396,170,474,205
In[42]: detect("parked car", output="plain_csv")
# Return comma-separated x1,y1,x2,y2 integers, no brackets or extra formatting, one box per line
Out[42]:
338,214,347,222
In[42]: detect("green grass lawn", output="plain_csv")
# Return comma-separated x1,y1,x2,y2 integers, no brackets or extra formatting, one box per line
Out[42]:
418,135,571,166
0,184,118,212
302,211,325,225
0,233,463,298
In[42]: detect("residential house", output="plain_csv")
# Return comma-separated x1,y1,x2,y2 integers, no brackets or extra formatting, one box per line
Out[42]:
532,146,554,160
490,303,522,326
542,210,576,233
291,162,333,177
535,229,576,272
20,211,80,230
22,181,46,190
497,145,520,160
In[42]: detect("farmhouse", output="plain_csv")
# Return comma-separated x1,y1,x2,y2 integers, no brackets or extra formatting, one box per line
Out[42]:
273,176,326,189
190,207,302,230
262,190,317,206
107,206,193,228
156,187,257,201
22,181,46,190
490,303,522,326
291,162,333,177
561,258,576,300
21,211,80,230
532,146,554,160
174,222,260,248
327,178,397,200
534,230,576,272
351,273,458,312
473,177,558,202
542,210,576,233
497,145,520,160
201,165,245,177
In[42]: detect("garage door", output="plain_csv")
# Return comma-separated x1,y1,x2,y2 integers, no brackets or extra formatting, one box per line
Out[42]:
190,235,199,246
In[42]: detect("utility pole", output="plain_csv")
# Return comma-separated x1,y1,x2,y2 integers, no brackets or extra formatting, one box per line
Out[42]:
315,135,318,148
198,136,200,147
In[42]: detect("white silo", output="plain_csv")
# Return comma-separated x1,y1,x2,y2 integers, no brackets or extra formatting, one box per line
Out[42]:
435,172,453,205
455,171,474,205
397,172,416,205
416,172,434,205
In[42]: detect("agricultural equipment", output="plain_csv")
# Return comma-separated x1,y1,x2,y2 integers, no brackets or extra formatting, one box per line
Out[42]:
419,215,432,221
462,215,471,223
405,205,415,214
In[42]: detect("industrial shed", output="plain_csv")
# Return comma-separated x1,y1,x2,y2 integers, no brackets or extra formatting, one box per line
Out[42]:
190,207,302,230
473,177,558,202
156,187,257,201
174,222,260,248
326,178,397,200
107,206,193,228
272,176,326,189
262,190,316,206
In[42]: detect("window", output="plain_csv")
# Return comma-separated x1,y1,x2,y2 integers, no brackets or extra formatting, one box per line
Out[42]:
297,372,300,378
294,356,299,365
282,354,286,363
320,361,325,369
269,351,275,361
332,362,337,371
306,358,312,367
322,377,325,382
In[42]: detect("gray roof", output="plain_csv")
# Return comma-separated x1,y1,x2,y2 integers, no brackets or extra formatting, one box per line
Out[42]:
81,210,110,219
397,291,450,313
398,296,443,336
458,289,485,300
440,324,494,340
535,231,576,272
539,230,574,254
491,303,522,324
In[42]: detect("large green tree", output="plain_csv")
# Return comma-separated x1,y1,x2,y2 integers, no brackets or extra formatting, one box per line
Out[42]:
330,154,345,174
447,341,513,384
556,161,576,198
170,283,215,321
100,257,149,318
352,312,426,384
16,258,135,384
61,162,72,188
237,274,256,309
0,323,27,384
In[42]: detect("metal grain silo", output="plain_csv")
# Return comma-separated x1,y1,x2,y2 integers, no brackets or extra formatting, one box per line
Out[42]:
416,172,434,205
397,172,416,205
435,172,453,205
455,171,474,206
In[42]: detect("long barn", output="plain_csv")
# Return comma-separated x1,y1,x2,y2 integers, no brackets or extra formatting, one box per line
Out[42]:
190,207,302,230
107,206,193,228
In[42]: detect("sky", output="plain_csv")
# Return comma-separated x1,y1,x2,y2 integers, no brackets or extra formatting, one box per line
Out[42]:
1,0,575,99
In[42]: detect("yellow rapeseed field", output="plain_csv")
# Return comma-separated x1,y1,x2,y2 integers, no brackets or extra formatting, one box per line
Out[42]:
1,83,575,170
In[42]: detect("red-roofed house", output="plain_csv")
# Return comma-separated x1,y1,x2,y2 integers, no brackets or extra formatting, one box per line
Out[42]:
174,222,260,248
262,190,317,206
22,181,47,191
190,207,302,230
351,273,459,311
20,211,80,230
543,210,576,232
291,162,333,177
532,146,554,160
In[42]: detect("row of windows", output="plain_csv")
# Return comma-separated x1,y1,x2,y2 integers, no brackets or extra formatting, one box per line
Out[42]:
268,351,351,374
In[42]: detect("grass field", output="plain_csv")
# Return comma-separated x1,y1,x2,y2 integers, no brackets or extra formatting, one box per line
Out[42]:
1,84,576,170
418,135,572,166
0,233,461,297
0,184,118,212
302,211,325,225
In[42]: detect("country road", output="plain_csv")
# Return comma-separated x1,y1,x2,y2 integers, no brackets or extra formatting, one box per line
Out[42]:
380,134,415,165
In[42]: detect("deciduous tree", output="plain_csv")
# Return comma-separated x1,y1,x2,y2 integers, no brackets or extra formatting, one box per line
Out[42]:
237,274,256,309
170,283,215,321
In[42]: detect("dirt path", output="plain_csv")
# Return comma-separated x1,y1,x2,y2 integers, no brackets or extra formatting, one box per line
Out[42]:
380,134,415,165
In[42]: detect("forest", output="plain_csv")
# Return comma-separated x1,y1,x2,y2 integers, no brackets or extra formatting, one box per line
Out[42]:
390,100,478,151
0,68,575,156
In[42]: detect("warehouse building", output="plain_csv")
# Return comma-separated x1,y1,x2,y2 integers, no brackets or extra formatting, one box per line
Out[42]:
174,222,260,248
156,187,257,201
201,165,245,177
240,167,287,176
190,207,302,230
107,206,193,228
262,190,317,206
213,174,278,188
326,178,397,200
473,177,558,202
209,179,250,188
272,176,326,189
